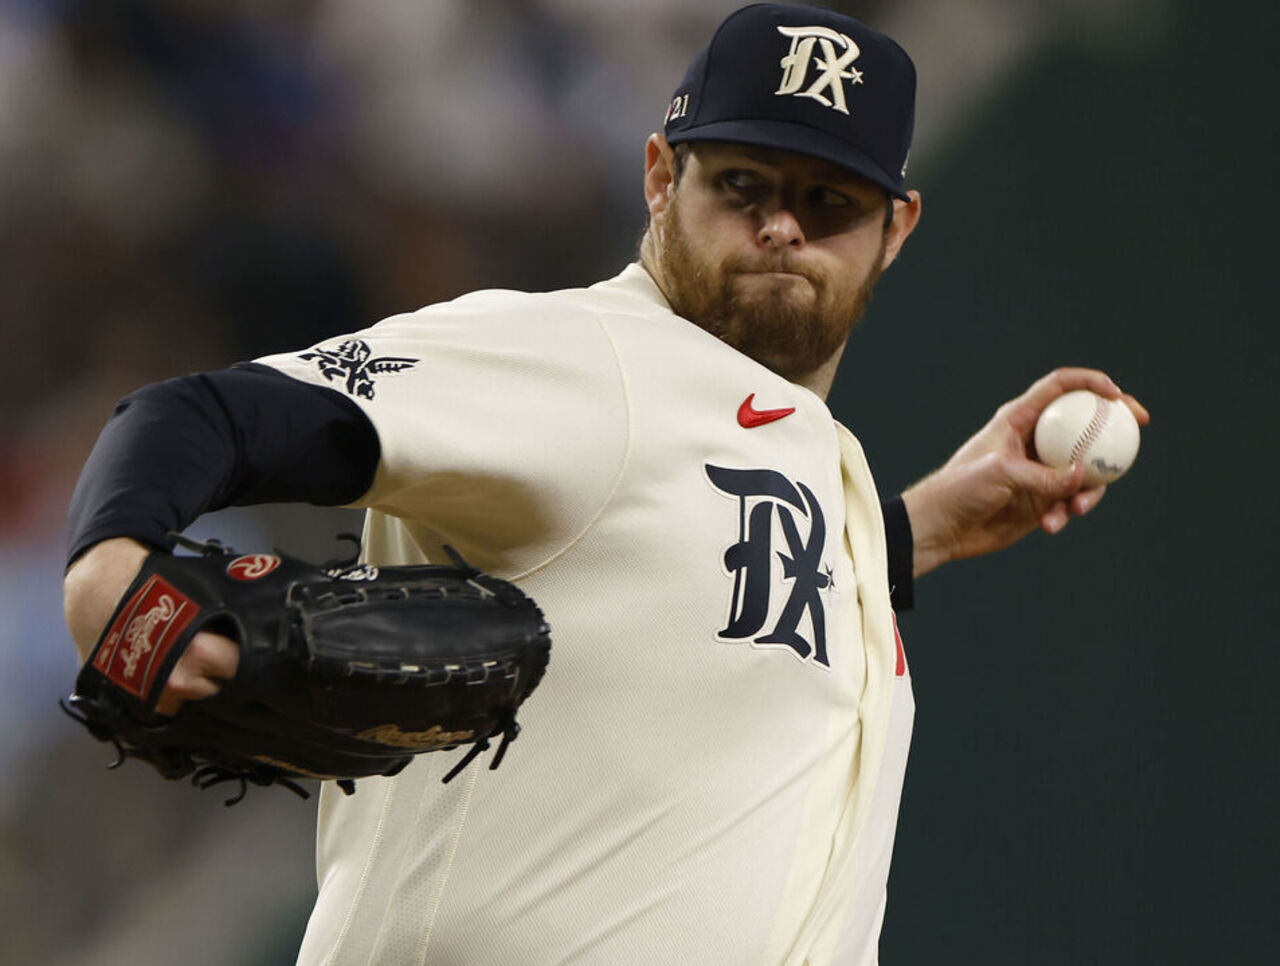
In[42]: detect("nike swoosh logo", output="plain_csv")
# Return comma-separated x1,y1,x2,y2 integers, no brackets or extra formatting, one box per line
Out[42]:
738,393,796,428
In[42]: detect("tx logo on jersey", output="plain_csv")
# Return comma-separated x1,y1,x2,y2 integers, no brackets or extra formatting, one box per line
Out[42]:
774,25,864,115
706,464,832,667
299,339,418,400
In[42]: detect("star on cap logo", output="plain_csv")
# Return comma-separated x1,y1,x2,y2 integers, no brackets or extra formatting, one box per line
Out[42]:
774,25,864,115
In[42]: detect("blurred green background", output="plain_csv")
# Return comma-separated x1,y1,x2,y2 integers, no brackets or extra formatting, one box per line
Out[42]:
1,1,1273,963
841,1,1278,962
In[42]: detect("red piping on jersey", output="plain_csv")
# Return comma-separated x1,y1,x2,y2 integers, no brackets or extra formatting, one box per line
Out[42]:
892,612,907,677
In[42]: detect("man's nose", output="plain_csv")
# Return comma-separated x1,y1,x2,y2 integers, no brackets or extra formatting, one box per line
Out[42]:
757,206,804,249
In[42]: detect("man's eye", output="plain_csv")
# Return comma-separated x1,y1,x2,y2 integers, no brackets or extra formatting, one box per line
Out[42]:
722,170,763,192
812,186,852,208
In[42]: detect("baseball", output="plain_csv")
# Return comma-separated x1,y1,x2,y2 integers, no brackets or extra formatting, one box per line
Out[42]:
1033,389,1141,487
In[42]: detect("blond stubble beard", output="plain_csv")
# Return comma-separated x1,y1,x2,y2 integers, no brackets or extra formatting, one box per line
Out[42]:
654,192,886,383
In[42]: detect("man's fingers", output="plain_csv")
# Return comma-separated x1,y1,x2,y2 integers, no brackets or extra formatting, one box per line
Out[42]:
1000,457,1084,535
1070,484,1107,517
1003,367,1143,438
153,632,240,717
155,674,222,717
153,693,185,716
1006,368,1118,432
1003,455,1084,497
1119,392,1150,426
1041,501,1071,535
1036,471,1107,533
187,631,240,681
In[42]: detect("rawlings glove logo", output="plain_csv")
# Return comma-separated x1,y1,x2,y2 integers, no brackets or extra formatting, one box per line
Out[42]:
119,594,176,678
227,554,281,581
358,723,476,750
94,576,200,699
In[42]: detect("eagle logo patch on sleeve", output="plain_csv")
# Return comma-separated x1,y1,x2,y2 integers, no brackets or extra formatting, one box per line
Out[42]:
299,339,418,400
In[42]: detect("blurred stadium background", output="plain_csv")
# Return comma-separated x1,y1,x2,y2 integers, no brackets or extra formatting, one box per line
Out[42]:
1,1,1273,963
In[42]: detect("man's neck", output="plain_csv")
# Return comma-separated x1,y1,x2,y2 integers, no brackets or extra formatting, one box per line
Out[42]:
796,346,844,401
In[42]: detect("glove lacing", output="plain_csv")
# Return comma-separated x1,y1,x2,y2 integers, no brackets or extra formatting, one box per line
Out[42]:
441,709,521,784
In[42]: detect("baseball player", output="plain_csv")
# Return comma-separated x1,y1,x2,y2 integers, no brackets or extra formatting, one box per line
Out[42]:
62,5,1147,964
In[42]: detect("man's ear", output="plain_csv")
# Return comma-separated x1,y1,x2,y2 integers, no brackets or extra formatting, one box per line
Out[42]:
881,190,922,271
644,134,677,220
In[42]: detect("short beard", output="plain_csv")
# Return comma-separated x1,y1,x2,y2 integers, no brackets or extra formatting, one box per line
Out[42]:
655,194,886,383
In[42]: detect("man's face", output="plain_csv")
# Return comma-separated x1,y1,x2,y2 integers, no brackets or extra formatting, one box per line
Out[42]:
650,142,895,383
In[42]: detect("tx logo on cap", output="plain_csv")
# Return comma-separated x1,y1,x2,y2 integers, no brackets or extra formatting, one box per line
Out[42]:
775,25,864,114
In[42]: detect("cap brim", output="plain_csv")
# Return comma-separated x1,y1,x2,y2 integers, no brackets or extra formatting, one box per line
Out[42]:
667,118,909,201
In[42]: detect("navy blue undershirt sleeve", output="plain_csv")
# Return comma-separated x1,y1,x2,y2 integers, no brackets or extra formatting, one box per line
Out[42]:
66,363,379,566
881,495,915,612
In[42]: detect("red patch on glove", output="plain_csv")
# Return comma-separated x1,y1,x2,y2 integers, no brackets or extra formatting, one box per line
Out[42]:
94,575,200,700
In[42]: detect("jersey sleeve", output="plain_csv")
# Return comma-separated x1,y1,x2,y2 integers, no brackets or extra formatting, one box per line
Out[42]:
254,291,630,575
66,366,379,565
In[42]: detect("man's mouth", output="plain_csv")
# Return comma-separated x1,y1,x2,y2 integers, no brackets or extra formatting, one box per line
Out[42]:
736,269,815,287
737,266,808,278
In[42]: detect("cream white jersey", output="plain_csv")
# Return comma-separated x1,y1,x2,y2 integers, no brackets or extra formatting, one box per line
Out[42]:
257,264,915,965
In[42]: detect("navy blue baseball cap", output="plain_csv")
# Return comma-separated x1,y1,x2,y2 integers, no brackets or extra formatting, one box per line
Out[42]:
663,3,916,200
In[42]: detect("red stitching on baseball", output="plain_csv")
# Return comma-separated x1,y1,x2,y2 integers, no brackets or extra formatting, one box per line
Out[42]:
1069,397,1111,465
